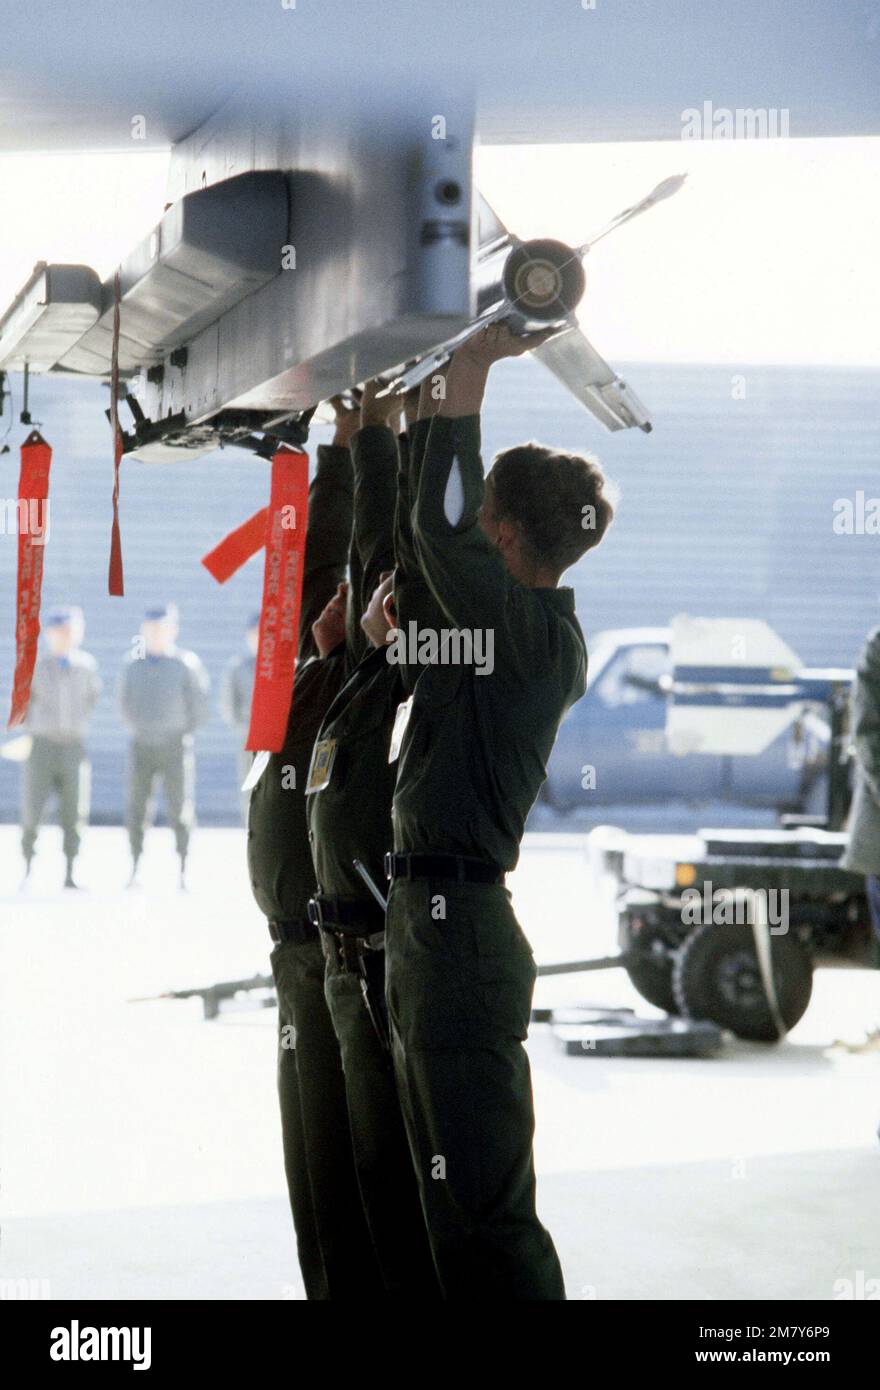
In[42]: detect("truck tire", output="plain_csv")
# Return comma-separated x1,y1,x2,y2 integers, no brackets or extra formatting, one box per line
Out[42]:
673,922,813,1042
623,919,681,1015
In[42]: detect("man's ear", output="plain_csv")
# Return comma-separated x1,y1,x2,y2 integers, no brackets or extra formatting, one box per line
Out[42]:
495,518,519,555
382,589,398,631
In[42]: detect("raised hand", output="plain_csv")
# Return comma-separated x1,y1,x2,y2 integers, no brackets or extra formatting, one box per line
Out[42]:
360,378,403,432
441,322,558,417
328,392,362,448
452,321,557,369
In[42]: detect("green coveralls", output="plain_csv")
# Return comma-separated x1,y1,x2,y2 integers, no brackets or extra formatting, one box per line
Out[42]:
307,425,440,1299
246,442,381,1300
387,412,588,1300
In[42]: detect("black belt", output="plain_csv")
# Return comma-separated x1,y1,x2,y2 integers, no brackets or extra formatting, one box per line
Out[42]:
384,852,505,885
307,894,385,932
268,918,317,945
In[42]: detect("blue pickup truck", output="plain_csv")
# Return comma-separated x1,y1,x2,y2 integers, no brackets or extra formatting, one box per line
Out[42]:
538,627,831,825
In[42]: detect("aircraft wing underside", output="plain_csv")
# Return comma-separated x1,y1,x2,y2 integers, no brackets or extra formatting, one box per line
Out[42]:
2,2,877,153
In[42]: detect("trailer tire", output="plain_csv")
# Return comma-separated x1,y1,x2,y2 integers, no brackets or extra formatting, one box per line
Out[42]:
623,920,681,1015
673,922,813,1042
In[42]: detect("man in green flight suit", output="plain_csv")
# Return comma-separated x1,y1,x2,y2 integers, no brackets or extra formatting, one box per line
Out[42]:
385,323,616,1300
305,382,440,1298
246,397,386,1299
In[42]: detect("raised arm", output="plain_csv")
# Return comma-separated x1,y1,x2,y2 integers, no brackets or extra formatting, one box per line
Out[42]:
411,324,553,639
391,381,447,655
349,380,399,618
393,383,425,582
297,398,358,663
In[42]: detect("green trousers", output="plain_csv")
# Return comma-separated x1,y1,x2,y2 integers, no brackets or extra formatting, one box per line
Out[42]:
322,938,442,1299
126,736,194,860
21,735,89,863
270,938,382,1299
385,878,565,1301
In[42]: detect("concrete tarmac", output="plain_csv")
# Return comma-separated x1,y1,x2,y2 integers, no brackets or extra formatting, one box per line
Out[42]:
1,827,877,1300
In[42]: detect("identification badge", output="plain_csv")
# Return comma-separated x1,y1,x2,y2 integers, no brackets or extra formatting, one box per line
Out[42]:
388,696,414,764
306,737,338,794
242,749,271,792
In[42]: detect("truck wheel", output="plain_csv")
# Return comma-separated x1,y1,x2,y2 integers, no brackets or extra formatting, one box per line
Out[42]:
623,920,681,1015
673,923,812,1042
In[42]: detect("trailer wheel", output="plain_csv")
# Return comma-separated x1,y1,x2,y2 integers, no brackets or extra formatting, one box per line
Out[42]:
623,919,681,1015
673,923,813,1042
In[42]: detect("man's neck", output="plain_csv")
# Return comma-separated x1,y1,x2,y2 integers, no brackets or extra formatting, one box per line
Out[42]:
530,568,560,590
512,556,559,589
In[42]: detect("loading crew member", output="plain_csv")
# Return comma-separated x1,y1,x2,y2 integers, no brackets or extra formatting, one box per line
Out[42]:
385,323,615,1299
246,397,387,1299
305,381,440,1298
21,605,101,888
119,603,210,887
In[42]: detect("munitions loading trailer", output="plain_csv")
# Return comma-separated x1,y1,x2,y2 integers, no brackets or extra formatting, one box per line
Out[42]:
541,618,872,1050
